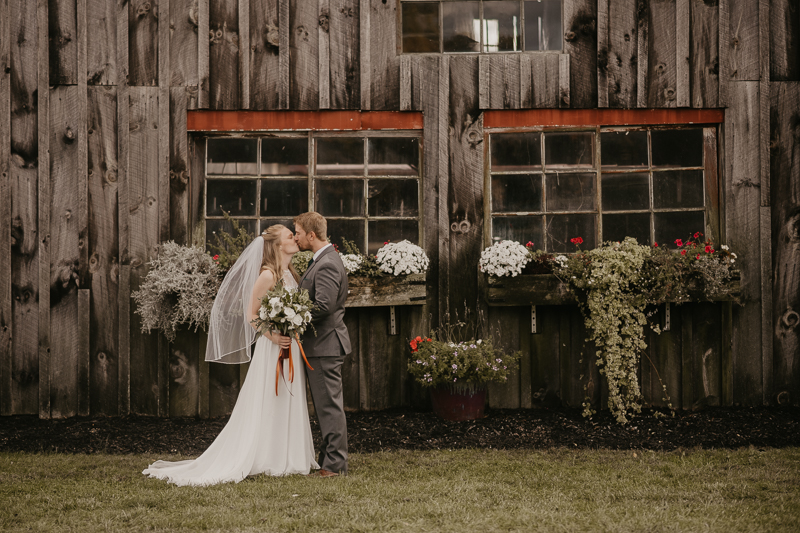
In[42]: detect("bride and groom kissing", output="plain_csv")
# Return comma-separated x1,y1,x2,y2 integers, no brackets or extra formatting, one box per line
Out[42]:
143,211,351,486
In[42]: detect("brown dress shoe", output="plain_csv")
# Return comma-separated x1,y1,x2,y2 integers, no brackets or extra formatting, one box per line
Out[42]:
318,468,339,478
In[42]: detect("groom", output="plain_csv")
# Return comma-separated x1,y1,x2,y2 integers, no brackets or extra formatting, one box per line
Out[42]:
293,212,351,477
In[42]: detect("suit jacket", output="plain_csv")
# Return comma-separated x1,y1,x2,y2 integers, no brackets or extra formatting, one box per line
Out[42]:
299,245,352,357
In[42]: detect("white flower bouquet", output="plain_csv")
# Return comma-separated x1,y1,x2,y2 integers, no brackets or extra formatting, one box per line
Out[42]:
376,240,429,276
250,280,315,395
479,240,531,277
339,253,363,275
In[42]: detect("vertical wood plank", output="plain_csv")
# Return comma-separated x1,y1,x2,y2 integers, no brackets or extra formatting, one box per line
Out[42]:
77,289,90,415
487,55,521,110
647,0,677,107
357,307,369,408
517,309,532,408
198,0,209,107
770,82,800,405
249,0,280,109
726,81,763,405
437,55,449,325
0,0,11,415
447,56,481,321
770,0,800,81
77,0,90,415
87,0,117,85
359,0,369,110
597,0,609,108
87,85,119,415
49,86,82,419
369,0,399,110
289,0,319,109
558,53,570,107
675,0,690,107
563,0,597,108
342,309,359,410
128,0,158,86
683,304,723,408
637,0,649,108
399,54,411,110
38,0,51,418
479,55,489,109
158,6,170,416
48,0,78,85
645,307,681,408
529,306,560,407
171,0,199,87
329,0,359,109
728,0,760,81
718,0,729,106
208,0,239,109
117,0,131,415
689,0,719,108
526,54,559,108
520,54,531,108
169,87,191,243
604,0,638,108
238,0,249,108
128,87,161,415
318,0,330,109
759,0,771,404
279,0,289,108
169,327,200,416
198,332,209,417
487,307,520,408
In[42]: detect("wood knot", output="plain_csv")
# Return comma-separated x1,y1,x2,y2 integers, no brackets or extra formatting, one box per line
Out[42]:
97,352,108,364
777,390,790,405
319,14,330,33
565,31,576,42
624,33,630,42
64,127,75,143
561,95,570,106
781,308,800,329
89,253,100,273
137,2,151,16
664,88,675,99
450,220,472,234
265,23,280,48
106,171,117,183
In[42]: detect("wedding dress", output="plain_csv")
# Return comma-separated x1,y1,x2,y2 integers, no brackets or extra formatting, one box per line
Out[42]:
142,270,319,486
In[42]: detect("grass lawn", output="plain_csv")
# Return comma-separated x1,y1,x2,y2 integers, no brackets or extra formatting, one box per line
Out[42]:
1,448,799,532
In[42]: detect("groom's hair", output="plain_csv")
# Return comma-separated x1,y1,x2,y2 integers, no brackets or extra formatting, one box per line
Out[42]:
294,212,328,241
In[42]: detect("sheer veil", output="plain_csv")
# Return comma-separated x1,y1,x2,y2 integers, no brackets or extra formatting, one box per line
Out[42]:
205,236,264,364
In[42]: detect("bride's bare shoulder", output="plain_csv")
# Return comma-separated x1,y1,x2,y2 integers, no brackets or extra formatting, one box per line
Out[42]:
254,268,276,290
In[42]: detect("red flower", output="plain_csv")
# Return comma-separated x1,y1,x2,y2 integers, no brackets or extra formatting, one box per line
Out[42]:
696,254,701,260
705,245,714,253
212,255,219,261
694,232,703,239
654,242,658,247
680,250,687,256
384,241,388,245
570,237,584,245
410,340,418,352
526,241,535,248
427,338,432,342
675,239,683,247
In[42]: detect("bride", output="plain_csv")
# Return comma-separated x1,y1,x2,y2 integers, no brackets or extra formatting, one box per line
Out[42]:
142,225,319,486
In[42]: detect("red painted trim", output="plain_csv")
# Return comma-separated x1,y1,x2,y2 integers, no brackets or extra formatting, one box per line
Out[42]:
187,110,424,131
483,109,725,128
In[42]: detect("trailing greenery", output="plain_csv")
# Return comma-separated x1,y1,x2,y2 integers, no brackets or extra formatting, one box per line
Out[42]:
340,238,384,277
205,212,254,275
552,235,739,424
131,242,221,342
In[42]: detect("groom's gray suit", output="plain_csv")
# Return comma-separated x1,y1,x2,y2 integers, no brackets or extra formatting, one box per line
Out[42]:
299,244,351,474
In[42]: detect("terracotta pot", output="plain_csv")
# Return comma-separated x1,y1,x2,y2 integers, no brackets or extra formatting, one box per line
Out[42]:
430,384,487,421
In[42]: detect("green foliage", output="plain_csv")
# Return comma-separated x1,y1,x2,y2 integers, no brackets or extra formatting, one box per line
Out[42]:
341,238,384,277
291,250,314,276
205,212,254,275
131,241,221,342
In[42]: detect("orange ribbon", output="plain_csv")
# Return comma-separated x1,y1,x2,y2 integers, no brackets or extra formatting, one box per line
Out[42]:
275,333,314,396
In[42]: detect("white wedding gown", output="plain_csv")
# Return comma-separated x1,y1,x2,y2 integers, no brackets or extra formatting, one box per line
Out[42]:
143,272,319,486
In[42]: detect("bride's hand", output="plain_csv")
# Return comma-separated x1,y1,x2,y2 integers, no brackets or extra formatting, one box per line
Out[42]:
269,332,292,349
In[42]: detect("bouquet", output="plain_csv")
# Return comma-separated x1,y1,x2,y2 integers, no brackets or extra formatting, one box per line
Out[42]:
479,240,531,277
251,280,316,395
376,240,429,276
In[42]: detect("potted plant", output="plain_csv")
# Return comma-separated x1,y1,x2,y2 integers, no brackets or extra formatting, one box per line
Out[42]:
407,315,521,421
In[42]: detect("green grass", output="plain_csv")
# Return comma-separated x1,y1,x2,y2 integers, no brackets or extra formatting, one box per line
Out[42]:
1,448,799,532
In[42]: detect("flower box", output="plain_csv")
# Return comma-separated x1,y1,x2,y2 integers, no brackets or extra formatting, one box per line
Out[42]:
345,273,426,307
480,271,742,307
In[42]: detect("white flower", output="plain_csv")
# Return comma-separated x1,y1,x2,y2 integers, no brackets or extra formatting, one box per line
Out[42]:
479,240,531,277
259,308,268,320
284,308,296,319
721,244,729,251
375,240,429,276
269,297,280,306
304,312,312,321
339,253,363,274
292,314,303,326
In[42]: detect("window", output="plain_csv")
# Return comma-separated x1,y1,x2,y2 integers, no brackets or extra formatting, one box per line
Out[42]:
204,133,422,255
487,126,717,253
401,0,562,53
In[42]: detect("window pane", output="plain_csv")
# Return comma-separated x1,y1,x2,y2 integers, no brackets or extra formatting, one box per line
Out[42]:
601,131,648,169
316,138,364,176
315,179,364,216
524,0,562,51
327,219,366,253
546,173,596,212
651,128,703,167
654,211,705,246
653,170,704,209
368,137,419,176
261,219,295,235
206,218,257,249
492,174,543,212
602,213,651,245
261,138,308,175
601,173,650,211
207,138,257,175
206,179,257,216
443,1,480,52
545,132,594,168
483,1,521,52
368,179,419,217
368,220,420,255
546,214,596,252
491,216,543,247
402,2,440,53
261,179,308,217
491,132,542,171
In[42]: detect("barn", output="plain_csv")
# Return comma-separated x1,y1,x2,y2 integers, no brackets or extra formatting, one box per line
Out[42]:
0,0,797,419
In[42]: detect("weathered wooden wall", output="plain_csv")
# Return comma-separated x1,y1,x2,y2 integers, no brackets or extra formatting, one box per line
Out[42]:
0,0,796,418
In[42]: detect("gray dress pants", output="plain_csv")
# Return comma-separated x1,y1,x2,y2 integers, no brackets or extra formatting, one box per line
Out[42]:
306,354,348,474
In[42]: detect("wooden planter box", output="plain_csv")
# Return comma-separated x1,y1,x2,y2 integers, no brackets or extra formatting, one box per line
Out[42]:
480,272,742,306
345,273,427,307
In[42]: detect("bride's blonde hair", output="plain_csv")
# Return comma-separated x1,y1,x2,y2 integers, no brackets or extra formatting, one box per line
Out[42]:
260,224,299,284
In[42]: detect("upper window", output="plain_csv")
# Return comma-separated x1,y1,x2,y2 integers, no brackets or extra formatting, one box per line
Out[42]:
401,0,562,54
487,126,716,253
204,133,422,255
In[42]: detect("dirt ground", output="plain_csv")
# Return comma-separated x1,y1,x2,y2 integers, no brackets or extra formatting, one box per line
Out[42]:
1,407,799,455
